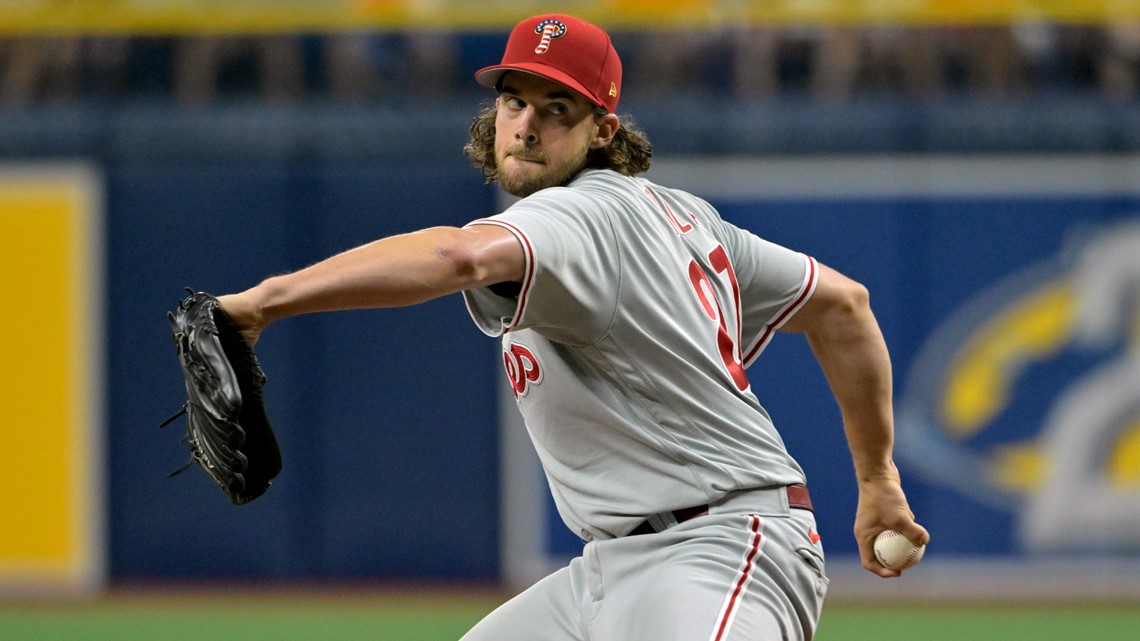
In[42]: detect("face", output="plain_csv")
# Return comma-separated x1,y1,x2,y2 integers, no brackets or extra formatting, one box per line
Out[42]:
493,72,617,198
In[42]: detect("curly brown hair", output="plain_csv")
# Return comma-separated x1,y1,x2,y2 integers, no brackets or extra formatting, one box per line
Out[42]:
464,102,653,185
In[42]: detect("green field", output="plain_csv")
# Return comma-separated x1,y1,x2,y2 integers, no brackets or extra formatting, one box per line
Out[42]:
0,588,1136,641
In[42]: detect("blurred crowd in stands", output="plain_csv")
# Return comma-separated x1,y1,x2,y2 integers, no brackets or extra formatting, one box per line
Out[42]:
0,23,1137,108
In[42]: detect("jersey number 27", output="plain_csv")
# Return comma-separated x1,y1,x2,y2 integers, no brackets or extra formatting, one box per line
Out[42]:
687,245,750,392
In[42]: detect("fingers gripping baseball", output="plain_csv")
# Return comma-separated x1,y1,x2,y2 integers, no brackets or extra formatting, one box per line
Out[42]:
854,476,929,577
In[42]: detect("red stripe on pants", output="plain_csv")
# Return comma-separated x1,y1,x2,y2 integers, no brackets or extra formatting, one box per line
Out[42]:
712,515,763,641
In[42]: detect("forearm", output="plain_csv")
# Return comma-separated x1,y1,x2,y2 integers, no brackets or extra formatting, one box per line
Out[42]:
807,299,930,571
219,225,523,344
254,227,476,323
805,298,896,483
783,263,927,574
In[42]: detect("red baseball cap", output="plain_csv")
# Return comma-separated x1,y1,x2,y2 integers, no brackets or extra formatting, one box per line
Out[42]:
476,14,622,113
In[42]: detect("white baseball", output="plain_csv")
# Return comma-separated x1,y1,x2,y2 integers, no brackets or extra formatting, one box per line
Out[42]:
873,530,925,570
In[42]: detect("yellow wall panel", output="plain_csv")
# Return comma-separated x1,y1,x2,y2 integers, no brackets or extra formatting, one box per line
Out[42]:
0,166,104,594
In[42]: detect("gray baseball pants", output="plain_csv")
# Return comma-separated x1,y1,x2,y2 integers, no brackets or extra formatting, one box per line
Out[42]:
461,486,829,641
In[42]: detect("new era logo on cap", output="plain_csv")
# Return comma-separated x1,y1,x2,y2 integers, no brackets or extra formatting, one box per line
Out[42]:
475,14,623,113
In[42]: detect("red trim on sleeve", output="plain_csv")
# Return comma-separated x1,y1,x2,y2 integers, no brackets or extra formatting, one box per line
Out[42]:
743,255,818,366
467,218,536,332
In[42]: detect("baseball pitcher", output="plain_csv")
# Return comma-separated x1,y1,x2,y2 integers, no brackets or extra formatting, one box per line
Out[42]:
215,13,929,641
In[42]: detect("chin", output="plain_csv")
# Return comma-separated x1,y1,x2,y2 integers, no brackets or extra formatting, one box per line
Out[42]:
499,168,547,198
500,180,542,199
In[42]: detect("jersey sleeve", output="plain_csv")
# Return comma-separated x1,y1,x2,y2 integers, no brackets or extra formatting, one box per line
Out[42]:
462,187,620,344
714,219,819,367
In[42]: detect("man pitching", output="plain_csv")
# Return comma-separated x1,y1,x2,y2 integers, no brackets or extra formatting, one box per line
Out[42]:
218,13,929,641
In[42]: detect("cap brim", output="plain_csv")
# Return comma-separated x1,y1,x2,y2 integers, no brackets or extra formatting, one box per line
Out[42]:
475,63,605,111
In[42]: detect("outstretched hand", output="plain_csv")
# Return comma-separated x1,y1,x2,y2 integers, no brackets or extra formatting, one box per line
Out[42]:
853,465,930,577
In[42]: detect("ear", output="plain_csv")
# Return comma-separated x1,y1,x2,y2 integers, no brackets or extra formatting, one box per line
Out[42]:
590,113,621,150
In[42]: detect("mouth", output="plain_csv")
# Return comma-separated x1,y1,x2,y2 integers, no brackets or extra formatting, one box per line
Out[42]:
507,149,545,165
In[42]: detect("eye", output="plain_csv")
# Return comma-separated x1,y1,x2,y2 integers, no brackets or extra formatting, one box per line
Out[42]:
500,95,525,111
548,103,569,117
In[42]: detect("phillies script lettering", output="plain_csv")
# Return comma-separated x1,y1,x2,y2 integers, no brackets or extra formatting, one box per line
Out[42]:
504,341,542,398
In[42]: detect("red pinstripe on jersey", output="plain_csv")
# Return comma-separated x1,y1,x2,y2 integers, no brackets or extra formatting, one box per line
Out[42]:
467,218,536,332
743,255,818,366
709,514,765,641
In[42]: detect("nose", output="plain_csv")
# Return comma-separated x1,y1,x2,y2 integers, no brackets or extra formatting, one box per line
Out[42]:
514,107,539,144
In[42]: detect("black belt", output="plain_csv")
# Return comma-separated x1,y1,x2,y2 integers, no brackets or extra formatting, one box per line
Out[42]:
628,484,813,536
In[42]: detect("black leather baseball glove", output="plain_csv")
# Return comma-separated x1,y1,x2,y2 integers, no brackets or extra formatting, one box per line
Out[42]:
161,289,282,505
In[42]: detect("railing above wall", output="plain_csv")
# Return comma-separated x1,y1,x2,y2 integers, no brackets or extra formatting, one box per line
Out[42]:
2,96,1139,161
1,0,1138,35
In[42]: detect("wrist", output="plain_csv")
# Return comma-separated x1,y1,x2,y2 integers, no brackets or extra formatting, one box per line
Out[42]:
854,459,899,485
251,275,288,326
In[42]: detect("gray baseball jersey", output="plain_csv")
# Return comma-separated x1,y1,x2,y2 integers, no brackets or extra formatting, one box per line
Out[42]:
463,168,818,542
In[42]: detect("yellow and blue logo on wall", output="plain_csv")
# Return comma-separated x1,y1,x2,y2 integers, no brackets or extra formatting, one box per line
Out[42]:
897,221,1140,553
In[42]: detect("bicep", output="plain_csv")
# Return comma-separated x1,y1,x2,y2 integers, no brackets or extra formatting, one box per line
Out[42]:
461,223,528,288
779,263,870,335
